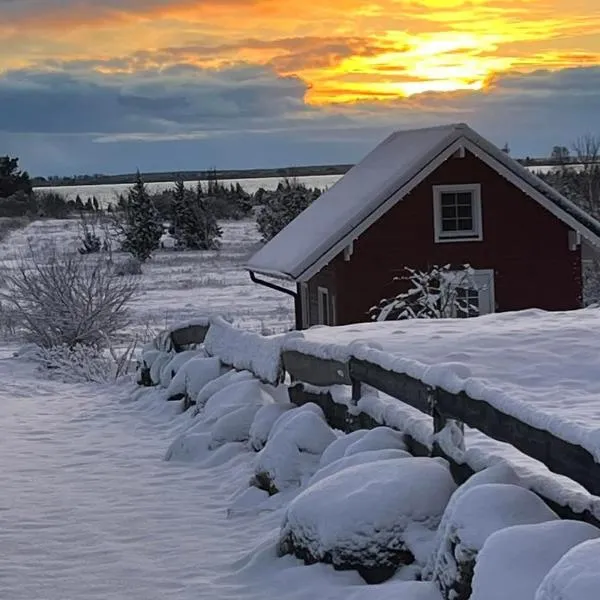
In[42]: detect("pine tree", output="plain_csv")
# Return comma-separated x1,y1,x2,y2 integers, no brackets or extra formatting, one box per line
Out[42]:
171,178,222,250
121,172,163,262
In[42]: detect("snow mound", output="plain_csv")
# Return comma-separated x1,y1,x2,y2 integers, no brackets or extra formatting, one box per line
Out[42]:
254,406,336,494
471,520,600,600
279,457,456,584
308,448,412,487
345,581,443,600
165,431,211,462
210,403,263,448
267,402,326,443
194,369,255,411
204,315,287,383
424,462,524,580
159,349,206,388
204,379,272,425
149,352,173,385
248,402,295,451
165,356,221,400
535,538,600,600
343,426,407,457
431,483,558,600
318,429,369,468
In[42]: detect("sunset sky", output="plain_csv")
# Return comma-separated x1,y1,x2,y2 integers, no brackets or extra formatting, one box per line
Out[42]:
1,0,600,175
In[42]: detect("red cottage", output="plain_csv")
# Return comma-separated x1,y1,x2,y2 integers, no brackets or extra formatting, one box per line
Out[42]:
246,123,600,329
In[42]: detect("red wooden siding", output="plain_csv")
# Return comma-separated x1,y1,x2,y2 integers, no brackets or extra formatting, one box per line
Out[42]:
303,150,582,326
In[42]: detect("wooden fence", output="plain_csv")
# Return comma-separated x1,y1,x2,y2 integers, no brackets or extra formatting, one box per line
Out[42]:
153,319,600,527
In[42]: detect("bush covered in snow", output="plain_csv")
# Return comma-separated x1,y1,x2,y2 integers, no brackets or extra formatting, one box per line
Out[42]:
278,457,456,583
535,538,600,600
0,248,139,349
248,402,294,451
253,404,335,494
471,520,600,600
429,483,558,600
369,264,481,321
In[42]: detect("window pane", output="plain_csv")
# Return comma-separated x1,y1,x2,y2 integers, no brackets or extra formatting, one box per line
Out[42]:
458,218,473,231
457,205,472,218
440,193,457,206
442,206,457,219
456,192,473,205
442,218,458,231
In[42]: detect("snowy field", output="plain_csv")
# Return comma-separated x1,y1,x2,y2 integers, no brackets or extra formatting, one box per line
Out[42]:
2,217,600,598
0,218,295,337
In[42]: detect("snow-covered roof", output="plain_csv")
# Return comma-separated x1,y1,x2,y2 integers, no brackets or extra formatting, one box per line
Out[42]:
246,123,600,281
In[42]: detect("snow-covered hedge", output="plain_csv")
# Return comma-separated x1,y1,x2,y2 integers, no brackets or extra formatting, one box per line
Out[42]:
535,538,600,600
471,520,600,600
430,483,558,600
253,404,336,494
279,457,456,583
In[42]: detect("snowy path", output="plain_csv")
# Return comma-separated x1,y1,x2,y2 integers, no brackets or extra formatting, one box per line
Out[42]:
0,352,375,600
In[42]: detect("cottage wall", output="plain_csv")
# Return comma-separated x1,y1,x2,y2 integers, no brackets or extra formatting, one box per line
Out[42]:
302,150,582,326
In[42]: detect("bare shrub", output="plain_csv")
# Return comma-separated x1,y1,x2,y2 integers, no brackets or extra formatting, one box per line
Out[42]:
0,249,139,349
24,338,139,383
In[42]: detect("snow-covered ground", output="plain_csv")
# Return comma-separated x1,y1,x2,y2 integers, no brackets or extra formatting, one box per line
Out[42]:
0,218,295,337
0,351,446,599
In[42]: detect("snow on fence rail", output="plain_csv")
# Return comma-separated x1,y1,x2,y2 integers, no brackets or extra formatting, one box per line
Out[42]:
149,314,600,525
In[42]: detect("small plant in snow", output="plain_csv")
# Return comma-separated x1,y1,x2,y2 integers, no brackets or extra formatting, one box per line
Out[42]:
77,212,102,254
370,264,481,321
0,248,139,349
27,338,139,383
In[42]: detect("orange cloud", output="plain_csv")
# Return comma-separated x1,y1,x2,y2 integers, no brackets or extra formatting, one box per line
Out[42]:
1,0,600,104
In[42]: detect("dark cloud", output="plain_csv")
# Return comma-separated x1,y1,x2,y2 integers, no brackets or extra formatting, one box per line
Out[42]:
1,64,599,175
0,63,309,134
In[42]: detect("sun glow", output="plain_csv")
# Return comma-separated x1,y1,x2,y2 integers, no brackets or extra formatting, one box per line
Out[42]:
1,0,600,105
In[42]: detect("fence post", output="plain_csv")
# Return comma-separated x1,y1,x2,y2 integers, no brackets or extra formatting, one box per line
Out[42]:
351,377,362,407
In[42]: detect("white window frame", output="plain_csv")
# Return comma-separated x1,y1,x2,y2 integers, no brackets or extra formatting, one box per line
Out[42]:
442,268,495,317
433,183,483,243
299,282,310,329
317,286,332,325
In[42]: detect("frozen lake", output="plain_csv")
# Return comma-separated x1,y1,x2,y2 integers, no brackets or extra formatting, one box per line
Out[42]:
34,174,343,206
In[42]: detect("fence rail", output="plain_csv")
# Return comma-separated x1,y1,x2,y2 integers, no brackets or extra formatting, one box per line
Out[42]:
151,318,600,526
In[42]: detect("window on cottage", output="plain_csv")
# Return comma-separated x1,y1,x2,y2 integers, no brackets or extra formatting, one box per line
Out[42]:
433,184,482,242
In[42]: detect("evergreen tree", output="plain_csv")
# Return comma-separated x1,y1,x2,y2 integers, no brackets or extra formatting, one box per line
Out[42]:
0,156,32,198
256,178,321,241
170,178,221,250
121,172,163,262
75,194,84,211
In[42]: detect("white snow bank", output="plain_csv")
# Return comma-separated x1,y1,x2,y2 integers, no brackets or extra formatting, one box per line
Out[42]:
285,309,600,461
318,430,369,468
535,538,600,600
471,520,600,600
308,448,411,487
204,316,294,383
267,402,326,443
149,351,173,385
249,402,295,451
210,403,263,448
343,426,407,456
255,405,336,492
280,457,456,580
430,482,558,597
194,368,254,410
159,349,206,387
204,379,274,425
343,581,442,600
165,356,222,399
